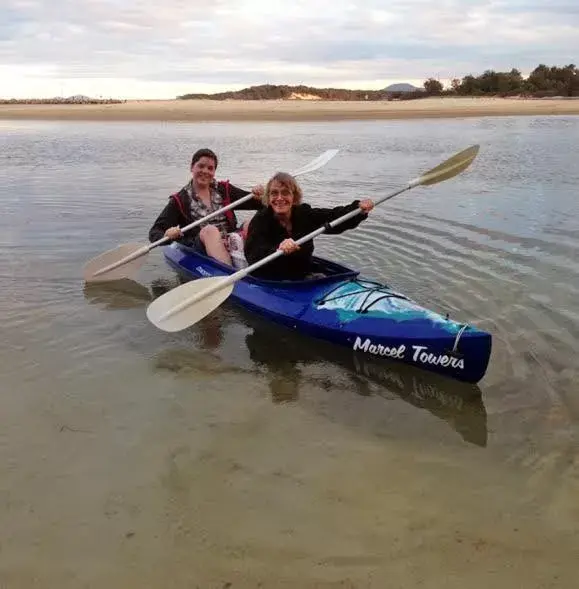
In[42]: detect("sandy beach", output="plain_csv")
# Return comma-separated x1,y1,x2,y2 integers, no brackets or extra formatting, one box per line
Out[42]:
2,96,579,122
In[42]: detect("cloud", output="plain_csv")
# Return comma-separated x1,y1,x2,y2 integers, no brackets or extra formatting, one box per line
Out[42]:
1,0,578,98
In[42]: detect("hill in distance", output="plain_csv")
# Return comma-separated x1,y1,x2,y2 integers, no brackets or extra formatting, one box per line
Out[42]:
177,83,425,101
383,83,422,92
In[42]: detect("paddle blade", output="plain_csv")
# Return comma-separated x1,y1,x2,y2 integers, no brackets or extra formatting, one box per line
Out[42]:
412,144,480,187
83,243,149,282
146,276,234,332
292,149,339,177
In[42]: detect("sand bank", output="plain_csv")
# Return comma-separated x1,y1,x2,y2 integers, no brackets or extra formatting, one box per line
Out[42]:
2,96,579,122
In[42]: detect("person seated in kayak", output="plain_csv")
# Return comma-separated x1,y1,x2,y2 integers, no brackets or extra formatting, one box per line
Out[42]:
148,148,264,266
244,171,374,281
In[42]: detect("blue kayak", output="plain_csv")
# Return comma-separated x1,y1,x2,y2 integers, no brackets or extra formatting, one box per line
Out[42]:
162,243,492,383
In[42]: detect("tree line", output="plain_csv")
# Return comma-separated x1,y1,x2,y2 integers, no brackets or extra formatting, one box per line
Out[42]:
178,64,579,101
424,64,579,97
178,84,385,101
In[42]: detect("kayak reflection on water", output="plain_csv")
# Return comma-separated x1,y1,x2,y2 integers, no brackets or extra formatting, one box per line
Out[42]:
241,312,487,447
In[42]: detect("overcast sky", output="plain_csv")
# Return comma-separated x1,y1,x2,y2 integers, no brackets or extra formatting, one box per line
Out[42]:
2,0,578,99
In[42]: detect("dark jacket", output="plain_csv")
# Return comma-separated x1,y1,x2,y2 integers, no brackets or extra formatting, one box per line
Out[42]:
244,201,367,280
148,180,263,244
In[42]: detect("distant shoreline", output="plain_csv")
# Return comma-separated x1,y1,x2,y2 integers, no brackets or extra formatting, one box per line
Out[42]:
2,97,579,123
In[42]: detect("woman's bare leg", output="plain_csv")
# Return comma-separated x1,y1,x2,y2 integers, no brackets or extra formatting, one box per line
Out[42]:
199,225,232,266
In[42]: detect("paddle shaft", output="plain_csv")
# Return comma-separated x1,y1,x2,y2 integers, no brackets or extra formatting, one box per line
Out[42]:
160,183,413,320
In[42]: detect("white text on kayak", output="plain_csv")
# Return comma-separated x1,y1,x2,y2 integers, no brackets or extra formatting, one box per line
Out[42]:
352,337,465,370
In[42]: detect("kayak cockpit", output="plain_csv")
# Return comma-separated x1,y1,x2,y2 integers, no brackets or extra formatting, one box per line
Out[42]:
245,255,360,288
171,243,359,288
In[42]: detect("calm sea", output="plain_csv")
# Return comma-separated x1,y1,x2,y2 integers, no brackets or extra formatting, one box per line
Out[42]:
1,116,578,587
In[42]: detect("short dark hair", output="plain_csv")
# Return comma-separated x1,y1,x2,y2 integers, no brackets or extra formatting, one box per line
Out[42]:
191,148,218,168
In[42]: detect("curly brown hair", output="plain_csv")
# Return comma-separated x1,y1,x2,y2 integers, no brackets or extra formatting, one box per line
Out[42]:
264,172,303,206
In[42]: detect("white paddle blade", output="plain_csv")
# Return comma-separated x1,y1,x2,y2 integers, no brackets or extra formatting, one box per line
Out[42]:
413,144,480,187
146,277,234,332
83,243,148,282
292,149,339,177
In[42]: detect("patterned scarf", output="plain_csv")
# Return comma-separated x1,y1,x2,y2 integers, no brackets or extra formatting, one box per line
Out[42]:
183,180,230,241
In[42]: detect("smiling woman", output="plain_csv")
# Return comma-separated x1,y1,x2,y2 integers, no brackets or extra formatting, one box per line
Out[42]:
148,147,264,266
243,171,374,281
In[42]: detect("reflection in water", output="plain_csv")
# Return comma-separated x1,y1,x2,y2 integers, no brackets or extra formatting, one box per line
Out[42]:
153,347,255,380
246,331,302,404
83,278,152,310
242,312,487,447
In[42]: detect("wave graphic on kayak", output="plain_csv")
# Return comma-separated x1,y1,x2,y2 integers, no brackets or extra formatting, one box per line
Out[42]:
314,280,463,332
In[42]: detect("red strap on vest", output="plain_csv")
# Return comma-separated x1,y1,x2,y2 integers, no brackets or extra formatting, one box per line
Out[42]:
218,179,236,230
170,192,187,220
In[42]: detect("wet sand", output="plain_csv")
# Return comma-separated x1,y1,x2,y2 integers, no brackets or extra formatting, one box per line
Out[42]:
2,360,578,589
2,96,579,122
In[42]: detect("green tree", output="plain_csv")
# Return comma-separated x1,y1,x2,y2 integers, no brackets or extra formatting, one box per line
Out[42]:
423,78,443,95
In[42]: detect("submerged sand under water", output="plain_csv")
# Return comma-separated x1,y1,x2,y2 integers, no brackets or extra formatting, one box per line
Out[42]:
2,353,578,588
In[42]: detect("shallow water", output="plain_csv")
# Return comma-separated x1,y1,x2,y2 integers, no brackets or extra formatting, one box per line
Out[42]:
1,116,578,587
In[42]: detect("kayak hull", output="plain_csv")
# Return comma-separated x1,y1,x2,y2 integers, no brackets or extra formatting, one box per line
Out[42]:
162,243,492,383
